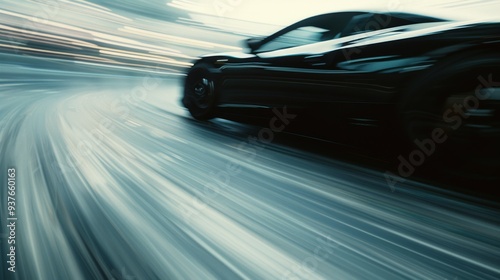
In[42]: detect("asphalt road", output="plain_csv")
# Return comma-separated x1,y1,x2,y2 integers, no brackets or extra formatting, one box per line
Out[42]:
1,68,500,280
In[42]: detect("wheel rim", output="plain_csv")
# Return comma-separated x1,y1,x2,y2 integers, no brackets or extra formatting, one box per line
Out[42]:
192,77,214,109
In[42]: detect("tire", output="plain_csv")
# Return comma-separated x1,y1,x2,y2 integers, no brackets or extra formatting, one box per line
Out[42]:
183,62,217,120
400,52,500,176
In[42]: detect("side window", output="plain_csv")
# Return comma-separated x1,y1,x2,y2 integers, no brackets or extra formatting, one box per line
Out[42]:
341,14,376,37
341,14,414,37
257,26,331,53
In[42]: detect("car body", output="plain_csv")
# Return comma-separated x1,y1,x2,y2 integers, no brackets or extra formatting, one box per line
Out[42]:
182,11,500,156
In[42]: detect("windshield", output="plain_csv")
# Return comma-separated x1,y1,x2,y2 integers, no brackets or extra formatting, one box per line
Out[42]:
254,12,360,53
256,26,334,53
257,12,360,52
253,12,445,53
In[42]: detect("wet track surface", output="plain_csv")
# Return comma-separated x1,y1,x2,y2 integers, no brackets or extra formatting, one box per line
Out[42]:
2,0,500,278
1,71,500,279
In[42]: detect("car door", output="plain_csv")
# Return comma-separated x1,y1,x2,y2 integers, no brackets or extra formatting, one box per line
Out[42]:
216,13,408,116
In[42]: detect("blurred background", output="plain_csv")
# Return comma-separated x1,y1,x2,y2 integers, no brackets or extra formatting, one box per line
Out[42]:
1,1,500,279
2,0,500,78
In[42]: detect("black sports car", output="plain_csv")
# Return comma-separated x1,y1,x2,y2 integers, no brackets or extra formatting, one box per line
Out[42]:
182,11,500,155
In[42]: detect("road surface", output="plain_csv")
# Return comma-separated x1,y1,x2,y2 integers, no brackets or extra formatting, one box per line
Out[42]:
1,62,499,280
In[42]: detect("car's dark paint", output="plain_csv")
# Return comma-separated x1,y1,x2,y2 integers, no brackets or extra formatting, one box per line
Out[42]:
182,11,500,135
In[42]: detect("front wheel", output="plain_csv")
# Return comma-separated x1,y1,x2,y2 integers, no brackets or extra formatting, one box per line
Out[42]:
183,63,217,120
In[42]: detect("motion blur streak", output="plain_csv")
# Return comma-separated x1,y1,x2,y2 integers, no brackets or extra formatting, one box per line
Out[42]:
1,0,500,279
0,74,499,279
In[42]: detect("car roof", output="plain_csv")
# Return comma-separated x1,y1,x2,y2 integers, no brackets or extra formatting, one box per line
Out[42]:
295,11,446,28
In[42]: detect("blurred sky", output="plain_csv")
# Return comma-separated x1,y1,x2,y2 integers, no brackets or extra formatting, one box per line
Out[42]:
2,0,500,74
168,0,500,26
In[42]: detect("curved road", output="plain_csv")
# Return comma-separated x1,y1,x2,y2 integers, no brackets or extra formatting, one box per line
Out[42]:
1,72,500,279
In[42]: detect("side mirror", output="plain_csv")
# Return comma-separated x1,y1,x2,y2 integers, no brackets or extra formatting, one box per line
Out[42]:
245,37,264,53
